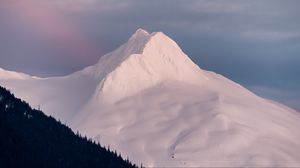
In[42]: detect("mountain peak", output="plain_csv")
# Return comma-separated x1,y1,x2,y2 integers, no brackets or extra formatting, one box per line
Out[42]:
134,28,149,36
128,28,150,42
125,29,182,59
131,28,167,39
89,29,205,102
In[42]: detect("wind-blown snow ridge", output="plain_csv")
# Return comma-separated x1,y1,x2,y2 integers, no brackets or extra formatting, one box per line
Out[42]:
1,28,300,167
0,68,30,80
80,29,206,102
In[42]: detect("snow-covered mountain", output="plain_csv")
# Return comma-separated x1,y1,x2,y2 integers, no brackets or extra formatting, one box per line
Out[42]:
0,68,32,80
1,29,300,167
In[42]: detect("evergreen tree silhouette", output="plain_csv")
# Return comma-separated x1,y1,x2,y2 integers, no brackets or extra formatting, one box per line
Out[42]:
0,86,137,168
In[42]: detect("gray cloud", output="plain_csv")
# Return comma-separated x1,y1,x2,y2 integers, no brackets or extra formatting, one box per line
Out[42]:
0,0,299,110
249,85,300,111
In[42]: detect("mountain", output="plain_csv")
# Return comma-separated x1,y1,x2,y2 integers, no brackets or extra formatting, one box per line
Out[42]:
0,86,136,168
0,68,31,80
1,29,300,167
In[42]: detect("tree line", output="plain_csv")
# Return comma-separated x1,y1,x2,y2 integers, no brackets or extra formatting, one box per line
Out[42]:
0,86,138,168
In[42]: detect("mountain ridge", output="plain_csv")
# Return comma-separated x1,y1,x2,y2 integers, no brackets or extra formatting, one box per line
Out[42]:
0,85,137,168
0,29,300,167
76,29,207,102
0,67,31,80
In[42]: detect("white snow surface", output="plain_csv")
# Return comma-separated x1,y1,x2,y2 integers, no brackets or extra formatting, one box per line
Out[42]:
0,68,31,80
1,29,300,167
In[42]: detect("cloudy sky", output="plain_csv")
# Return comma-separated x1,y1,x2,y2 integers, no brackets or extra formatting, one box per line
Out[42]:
0,0,299,111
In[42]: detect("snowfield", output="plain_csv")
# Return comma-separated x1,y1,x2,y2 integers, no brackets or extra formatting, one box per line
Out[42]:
1,29,300,167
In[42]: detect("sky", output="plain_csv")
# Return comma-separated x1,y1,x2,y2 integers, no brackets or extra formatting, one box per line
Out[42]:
0,0,299,111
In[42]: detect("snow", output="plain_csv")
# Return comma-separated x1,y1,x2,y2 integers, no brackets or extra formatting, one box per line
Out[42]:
0,68,30,80
5,104,9,110
1,29,300,167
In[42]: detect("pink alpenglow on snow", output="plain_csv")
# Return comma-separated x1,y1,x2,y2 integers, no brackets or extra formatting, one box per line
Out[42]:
1,29,300,167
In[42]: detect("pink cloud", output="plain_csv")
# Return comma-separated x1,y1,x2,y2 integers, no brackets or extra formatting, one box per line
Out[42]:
2,0,101,65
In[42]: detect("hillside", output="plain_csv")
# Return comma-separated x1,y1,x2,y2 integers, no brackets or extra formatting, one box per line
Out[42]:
0,86,136,168
0,29,300,167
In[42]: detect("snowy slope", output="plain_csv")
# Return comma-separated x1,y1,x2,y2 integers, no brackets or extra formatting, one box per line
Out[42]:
1,29,300,167
0,68,31,80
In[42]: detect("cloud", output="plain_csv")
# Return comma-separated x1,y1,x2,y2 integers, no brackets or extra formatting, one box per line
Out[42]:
243,30,300,41
0,0,299,111
50,0,132,12
249,85,300,112
0,0,102,75
0,0,300,82
38,0,300,44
